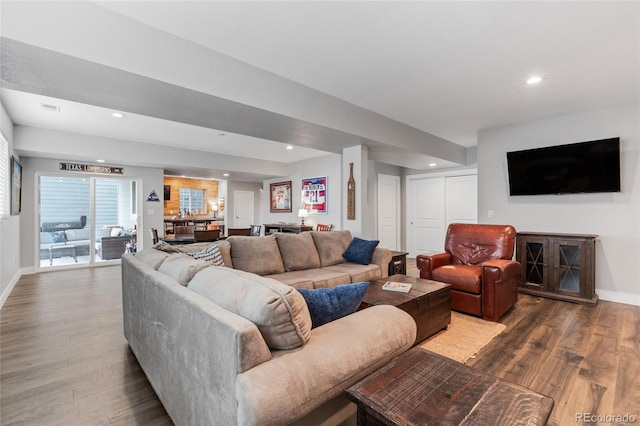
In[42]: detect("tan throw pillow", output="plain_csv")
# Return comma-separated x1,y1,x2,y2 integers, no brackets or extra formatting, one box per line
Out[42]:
275,232,321,271
188,267,312,350
310,230,353,267
228,235,285,276
158,253,210,286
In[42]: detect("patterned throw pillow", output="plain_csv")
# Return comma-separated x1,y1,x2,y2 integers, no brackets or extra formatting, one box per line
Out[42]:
187,243,224,266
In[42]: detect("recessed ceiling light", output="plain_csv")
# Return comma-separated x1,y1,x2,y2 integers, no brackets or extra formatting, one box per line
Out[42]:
96,159,105,163
223,173,230,177
286,145,293,150
112,112,125,118
429,163,437,167
526,76,543,85
218,133,225,137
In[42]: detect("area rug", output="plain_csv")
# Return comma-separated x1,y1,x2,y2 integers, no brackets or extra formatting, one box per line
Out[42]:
419,311,506,363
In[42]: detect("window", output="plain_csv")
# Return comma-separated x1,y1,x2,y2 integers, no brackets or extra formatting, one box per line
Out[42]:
0,131,7,217
179,188,205,215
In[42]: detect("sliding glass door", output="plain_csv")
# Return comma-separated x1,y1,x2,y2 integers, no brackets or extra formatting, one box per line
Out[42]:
38,174,138,269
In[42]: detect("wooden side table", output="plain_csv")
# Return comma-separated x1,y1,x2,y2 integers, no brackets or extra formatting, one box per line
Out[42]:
361,275,451,344
388,251,408,276
347,347,554,426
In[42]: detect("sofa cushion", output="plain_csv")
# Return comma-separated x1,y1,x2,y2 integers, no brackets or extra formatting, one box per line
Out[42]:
228,235,285,275
188,267,312,350
186,243,224,266
433,264,481,294
135,249,170,270
322,263,381,283
297,282,369,328
65,228,90,241
343,237,379,265
310,230,353,267
275,232,321,271
154,240,233,268
95,228,111,242
158,253,210,286
266,268,351,289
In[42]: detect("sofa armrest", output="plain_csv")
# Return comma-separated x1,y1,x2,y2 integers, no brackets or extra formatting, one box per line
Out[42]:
236,305,416,426
416,252,451,279
370,247,392,278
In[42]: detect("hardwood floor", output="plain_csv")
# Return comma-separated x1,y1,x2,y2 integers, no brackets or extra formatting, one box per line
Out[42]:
406,258,640,426
1,262,638,425
0,266,171,425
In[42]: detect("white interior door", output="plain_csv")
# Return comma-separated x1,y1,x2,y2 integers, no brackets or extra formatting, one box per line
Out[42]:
445,175,478,226
377,174,400,250
233,191,254,228
407,177,445,257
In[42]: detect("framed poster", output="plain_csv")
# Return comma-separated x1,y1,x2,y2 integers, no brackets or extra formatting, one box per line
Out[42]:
270,181,292,212
302,176,327,214
10,156,22,215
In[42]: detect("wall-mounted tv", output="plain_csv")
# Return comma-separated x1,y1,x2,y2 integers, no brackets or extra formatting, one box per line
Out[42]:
507,137,620,196
164,185,171,201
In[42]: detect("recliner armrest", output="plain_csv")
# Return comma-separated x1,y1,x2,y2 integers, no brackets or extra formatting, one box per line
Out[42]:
481,259,521,282
416,253,451,279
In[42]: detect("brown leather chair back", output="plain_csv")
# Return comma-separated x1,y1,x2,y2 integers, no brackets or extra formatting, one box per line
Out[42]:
444,223,516,265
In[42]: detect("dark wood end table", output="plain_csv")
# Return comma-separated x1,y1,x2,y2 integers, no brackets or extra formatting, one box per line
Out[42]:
361,275,451,344
347,347,554,426
388,251,408,276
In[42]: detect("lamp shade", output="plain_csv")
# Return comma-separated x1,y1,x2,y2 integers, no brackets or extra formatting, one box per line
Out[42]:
298,209,308,218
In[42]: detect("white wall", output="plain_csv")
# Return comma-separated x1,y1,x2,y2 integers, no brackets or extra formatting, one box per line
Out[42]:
263,153,342,230
0,102,21,307
478,102,640,305
19,157,164,269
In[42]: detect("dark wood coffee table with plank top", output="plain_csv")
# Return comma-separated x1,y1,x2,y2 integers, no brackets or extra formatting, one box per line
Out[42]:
361,275,451,344
347,347,554,426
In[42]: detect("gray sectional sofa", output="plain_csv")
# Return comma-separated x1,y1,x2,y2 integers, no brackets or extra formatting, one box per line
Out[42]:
155,230,392,287
122,231,416,425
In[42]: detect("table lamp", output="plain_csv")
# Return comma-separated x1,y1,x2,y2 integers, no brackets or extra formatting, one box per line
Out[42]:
210,203,218,218
298,209,308,225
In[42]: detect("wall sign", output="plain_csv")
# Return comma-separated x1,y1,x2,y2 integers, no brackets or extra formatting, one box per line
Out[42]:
347,163,355,220
59,162,123,174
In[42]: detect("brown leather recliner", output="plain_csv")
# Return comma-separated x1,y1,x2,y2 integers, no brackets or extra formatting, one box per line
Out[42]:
416,223,521,321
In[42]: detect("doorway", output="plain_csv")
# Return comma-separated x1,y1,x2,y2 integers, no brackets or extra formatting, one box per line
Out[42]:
38,174,139,269
377,174,401,250
233,191,255,228
406,172,477,257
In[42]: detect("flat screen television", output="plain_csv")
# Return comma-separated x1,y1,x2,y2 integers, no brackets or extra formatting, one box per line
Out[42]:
507,137,620,196
164,185,171,201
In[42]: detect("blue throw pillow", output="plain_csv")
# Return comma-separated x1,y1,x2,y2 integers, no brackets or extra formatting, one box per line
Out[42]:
50,231,67,243
297,282,369,328
342,237,379,265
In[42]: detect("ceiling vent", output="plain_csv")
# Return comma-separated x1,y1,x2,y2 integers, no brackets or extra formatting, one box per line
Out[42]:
40,103,60,112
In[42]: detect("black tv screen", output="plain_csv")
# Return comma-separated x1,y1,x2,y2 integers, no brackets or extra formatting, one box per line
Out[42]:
164,185,171,200
507,137,620,196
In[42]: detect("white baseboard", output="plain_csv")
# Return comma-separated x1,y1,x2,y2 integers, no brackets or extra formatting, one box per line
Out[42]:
598,290,640,307
0,268,25,309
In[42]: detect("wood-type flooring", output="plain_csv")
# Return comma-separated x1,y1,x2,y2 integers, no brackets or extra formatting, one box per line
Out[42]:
0,261,638,425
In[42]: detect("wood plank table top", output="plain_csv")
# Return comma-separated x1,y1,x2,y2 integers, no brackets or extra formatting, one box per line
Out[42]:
347,347,554,426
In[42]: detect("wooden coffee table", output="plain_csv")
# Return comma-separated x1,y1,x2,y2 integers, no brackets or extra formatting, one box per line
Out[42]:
347,347,554,426
361,275,451,344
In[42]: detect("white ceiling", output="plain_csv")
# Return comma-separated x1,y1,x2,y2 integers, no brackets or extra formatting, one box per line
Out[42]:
2,1,639,179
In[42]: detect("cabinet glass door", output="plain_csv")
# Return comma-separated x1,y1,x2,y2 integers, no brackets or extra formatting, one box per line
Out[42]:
553,241,584,297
